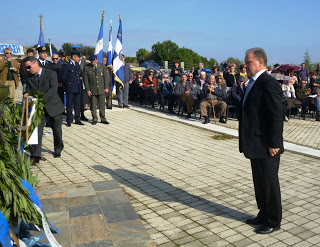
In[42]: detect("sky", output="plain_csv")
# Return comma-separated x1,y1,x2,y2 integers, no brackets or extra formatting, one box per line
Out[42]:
2,0,320,65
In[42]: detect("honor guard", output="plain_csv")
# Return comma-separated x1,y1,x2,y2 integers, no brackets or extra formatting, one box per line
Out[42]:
37,46,53,70
61,49,83,126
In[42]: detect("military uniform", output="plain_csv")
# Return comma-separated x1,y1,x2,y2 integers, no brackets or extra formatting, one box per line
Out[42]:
83,61,110,123
61,59,82,125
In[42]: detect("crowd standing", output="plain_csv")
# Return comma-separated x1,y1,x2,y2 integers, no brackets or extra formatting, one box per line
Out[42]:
0,47,320,163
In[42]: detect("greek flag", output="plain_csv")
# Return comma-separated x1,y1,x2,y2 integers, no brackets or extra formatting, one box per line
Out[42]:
37,17,45,58
94,19,104,63
107,22,116,95
112,17,124,90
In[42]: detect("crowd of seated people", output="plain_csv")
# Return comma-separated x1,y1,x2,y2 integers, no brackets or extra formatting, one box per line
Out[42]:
128,61,320,123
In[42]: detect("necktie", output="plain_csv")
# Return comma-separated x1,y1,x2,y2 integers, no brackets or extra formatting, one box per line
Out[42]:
243,78,254,105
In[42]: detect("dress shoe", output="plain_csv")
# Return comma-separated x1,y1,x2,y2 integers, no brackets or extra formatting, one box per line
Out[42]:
80,116,89,121
74,121,85,125
53,152,61,158
203,116,209,124
40,156,47,161
245,217,265,225
255,225,280,234
92,121,97,125
186,113,191,119
66,123,71,127
101,120,109,124
219,117,226,124
118,105,123,108
123,105,130,109
30,156,40,164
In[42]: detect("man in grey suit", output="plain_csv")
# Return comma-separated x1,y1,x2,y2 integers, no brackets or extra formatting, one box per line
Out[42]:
83,55,110,125
24,56,64,162
118,55,133,108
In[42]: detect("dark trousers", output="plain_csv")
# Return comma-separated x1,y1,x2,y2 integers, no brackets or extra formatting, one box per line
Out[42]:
30,113,64,157
90,94,106,121
58,87,65,108
251,155,282,227
66,92,81,124
105,91,112,108
165,93,176,112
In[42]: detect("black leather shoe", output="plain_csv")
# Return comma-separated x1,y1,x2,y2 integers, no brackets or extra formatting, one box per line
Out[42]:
53,152,61,158
74,121,85,125
92,121,97,125
203,117,209,124
255,225,280,234
186,113,191,119
101,120,109,124
80,115,88,121
66,123,71,127
245,217,265,225
30,156,40,164
219,117,226,124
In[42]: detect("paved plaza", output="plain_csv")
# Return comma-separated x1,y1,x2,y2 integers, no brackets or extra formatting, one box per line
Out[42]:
28,102,320,247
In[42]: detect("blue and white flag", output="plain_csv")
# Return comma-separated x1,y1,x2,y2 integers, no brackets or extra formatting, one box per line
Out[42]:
0,211,12,247
107,21,116,96
112,17,124,90
94,16,104,63
37,17,45,58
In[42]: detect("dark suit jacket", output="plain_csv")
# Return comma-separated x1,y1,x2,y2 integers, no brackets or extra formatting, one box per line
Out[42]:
38,59,53,70
26,69,64,117
123,63,133,83
61,61,82,94
239,71,284,159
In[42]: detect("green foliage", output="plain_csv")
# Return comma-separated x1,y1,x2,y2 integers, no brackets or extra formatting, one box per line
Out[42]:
0,144,41,226
125,57,138,63
136,48,151,63
303,50,312,71
136,40,219,70
222,57,244,72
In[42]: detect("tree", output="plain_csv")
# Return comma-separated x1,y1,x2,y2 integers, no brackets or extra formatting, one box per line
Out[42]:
225,57,244,72
136,48,150,63
61,42,72,55
303,50,311,71
151,40,179,62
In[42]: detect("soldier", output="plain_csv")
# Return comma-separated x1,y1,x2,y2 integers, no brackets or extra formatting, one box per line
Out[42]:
37,46,53,69
83,55,110,125
61,49,83,127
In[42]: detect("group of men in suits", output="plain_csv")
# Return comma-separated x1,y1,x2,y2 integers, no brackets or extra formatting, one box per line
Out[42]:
23,46,111,163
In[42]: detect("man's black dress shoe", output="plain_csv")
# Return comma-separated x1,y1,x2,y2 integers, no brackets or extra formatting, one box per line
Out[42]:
80,116,88,121
66,123,71,127
92,121,97,125
53,152,61,158
101,120,109,124
74,121,84,125
245,217,264,225
30,156,40,164
255,225,280,234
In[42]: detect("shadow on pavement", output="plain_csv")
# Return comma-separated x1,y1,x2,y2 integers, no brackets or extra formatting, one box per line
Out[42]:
92,165,251,223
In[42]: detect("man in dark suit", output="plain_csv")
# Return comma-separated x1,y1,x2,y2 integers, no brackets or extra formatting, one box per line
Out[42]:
239,48,284,234
83,55,110,125
24,56,64,161
37,46,53,70
51,53,64,108
61,50,83,127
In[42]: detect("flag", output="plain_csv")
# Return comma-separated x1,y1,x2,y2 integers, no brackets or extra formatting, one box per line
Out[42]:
37,15,45,58
107,21,116,96
112,16,124,91
94,11,105,63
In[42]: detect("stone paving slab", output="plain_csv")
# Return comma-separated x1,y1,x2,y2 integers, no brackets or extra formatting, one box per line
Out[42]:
29,107,320,247
20,181,155,247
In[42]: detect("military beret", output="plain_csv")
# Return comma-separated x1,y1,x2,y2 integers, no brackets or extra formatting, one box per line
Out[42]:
89,55,97,61
71,45,81,51
36,46,47,53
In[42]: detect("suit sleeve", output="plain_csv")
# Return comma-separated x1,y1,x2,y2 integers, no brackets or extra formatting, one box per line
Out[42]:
128,65,133,81
61,64,67,84
83,66,90,92
103,66,110,90
44,71,59,103
264,78,284,148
